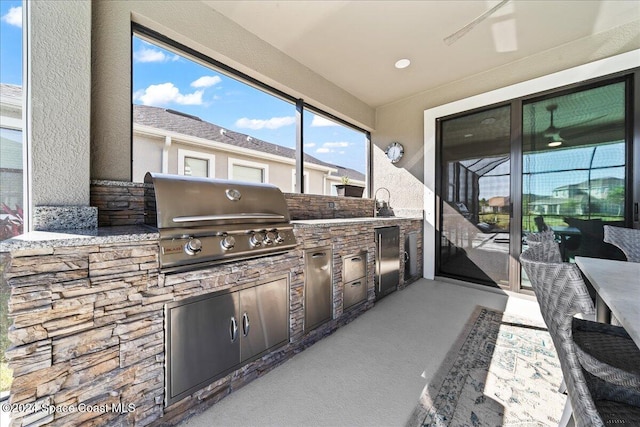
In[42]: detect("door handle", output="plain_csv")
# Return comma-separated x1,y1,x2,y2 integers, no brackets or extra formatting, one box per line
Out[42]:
351,281,362,287
350,257,362,262
230,316,238,343
242,312,250,337
312,252,326,258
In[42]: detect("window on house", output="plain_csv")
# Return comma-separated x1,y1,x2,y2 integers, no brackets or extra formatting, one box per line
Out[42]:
229,158,267,183
131,26,369,196
177,149,214,177
184,157,208,177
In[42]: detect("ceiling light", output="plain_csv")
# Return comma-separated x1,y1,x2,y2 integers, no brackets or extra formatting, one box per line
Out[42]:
480,117,496,125
395,59,411,69
548,141,563,147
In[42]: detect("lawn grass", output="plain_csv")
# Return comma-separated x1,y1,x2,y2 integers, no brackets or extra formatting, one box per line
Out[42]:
0,363,12,393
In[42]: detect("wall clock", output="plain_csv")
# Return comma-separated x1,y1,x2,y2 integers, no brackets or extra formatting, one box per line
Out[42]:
385,141,404,164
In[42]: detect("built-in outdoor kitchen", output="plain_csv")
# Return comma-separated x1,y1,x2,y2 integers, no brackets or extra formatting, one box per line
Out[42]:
0,177,422,426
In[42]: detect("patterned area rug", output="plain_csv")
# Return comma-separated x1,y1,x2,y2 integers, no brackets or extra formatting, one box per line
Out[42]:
409,306,566,427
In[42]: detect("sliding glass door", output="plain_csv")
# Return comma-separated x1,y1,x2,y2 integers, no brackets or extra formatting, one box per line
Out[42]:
439,105,511,288
437,76,634,292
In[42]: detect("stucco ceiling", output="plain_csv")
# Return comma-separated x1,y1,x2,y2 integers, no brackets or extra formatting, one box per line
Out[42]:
203,0,640,108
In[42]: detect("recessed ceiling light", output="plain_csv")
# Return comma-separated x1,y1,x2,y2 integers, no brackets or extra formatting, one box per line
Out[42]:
395,59,411,69
548,141,563,147
464,134,473,138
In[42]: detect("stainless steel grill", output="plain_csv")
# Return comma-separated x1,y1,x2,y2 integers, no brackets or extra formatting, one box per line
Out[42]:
144,172,297,273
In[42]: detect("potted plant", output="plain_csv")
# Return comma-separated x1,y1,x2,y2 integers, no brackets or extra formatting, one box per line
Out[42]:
334,176,364,197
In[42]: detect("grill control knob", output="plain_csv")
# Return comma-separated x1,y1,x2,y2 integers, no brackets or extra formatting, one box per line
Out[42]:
221,235,236,250
275,231,285,244
264,231,277,245
184,238,202,255
250,232,264,247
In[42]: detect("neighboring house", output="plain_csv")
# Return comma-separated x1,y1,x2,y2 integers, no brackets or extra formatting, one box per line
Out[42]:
551,177,624,200
0,87,366,203
487,196,509,214
0,84,23,211
531,177,624,216
132,104,365,195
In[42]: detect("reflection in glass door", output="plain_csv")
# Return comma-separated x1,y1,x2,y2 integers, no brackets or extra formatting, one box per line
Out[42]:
438,77,634,293
439,105,511,287
521,82,628,284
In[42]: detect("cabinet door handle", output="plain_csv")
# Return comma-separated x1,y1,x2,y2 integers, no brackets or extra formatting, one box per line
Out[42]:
350,257,362,262
242,312,250,337
230,316,238,343
351,281,362,287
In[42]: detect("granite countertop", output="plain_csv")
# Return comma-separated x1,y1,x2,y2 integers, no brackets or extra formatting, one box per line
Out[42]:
0,225,158,252
292,216,419,227
1,216,422,252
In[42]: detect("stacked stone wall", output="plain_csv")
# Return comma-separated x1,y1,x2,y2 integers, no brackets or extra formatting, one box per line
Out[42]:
3,219,421,426
90,180,376,227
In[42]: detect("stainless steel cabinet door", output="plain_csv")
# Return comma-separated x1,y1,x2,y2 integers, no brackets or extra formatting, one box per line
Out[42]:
240,277,289,361
166,291,240,404
304,248,333,331
375,227,399,300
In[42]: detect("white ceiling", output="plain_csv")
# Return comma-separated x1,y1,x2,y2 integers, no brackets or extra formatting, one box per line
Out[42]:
204,0,640,108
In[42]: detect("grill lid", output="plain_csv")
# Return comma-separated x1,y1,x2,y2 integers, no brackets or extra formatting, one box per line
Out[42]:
144,172,291,229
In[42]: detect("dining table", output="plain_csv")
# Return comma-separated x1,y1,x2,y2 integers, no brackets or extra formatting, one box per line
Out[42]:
575,256,640,347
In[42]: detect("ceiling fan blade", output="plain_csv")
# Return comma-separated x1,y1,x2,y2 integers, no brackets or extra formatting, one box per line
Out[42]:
444,0,511,45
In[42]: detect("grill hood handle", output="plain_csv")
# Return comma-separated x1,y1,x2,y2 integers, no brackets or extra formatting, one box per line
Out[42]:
173,213,286,223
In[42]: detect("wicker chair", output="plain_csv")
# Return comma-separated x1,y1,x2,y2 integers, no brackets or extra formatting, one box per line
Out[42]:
526,229,557,246
520,243,640,426
604,225,640,263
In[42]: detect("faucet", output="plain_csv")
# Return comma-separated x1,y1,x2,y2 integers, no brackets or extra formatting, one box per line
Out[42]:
374,187,394,217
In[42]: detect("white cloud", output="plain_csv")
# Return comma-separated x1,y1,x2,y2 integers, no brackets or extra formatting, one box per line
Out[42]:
315,141,349,154
322,141,349,148
311,115,339,127
2,6,22,28
133,47,179,63
133,83,204,106
304,142,316,148
235,116,296,130
191,76,222,88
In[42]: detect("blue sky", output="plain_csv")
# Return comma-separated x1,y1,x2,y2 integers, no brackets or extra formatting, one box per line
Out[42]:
132,36,367,175
0,1,22,85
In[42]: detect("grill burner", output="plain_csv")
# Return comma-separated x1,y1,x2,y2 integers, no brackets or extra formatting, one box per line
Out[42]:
144,172,297,273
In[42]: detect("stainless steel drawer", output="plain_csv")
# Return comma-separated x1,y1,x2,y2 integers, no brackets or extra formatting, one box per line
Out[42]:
343,278,367,310
343,252,366,283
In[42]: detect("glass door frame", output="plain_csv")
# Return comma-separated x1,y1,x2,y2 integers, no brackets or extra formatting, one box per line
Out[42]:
434,69,639,294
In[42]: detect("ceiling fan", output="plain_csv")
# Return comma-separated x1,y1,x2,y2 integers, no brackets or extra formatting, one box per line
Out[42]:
543,104,609,147
444,0,511,45
544,104,563,146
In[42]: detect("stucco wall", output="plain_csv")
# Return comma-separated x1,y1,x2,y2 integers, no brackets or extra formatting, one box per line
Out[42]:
29,0,91,207
91,1,375,182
